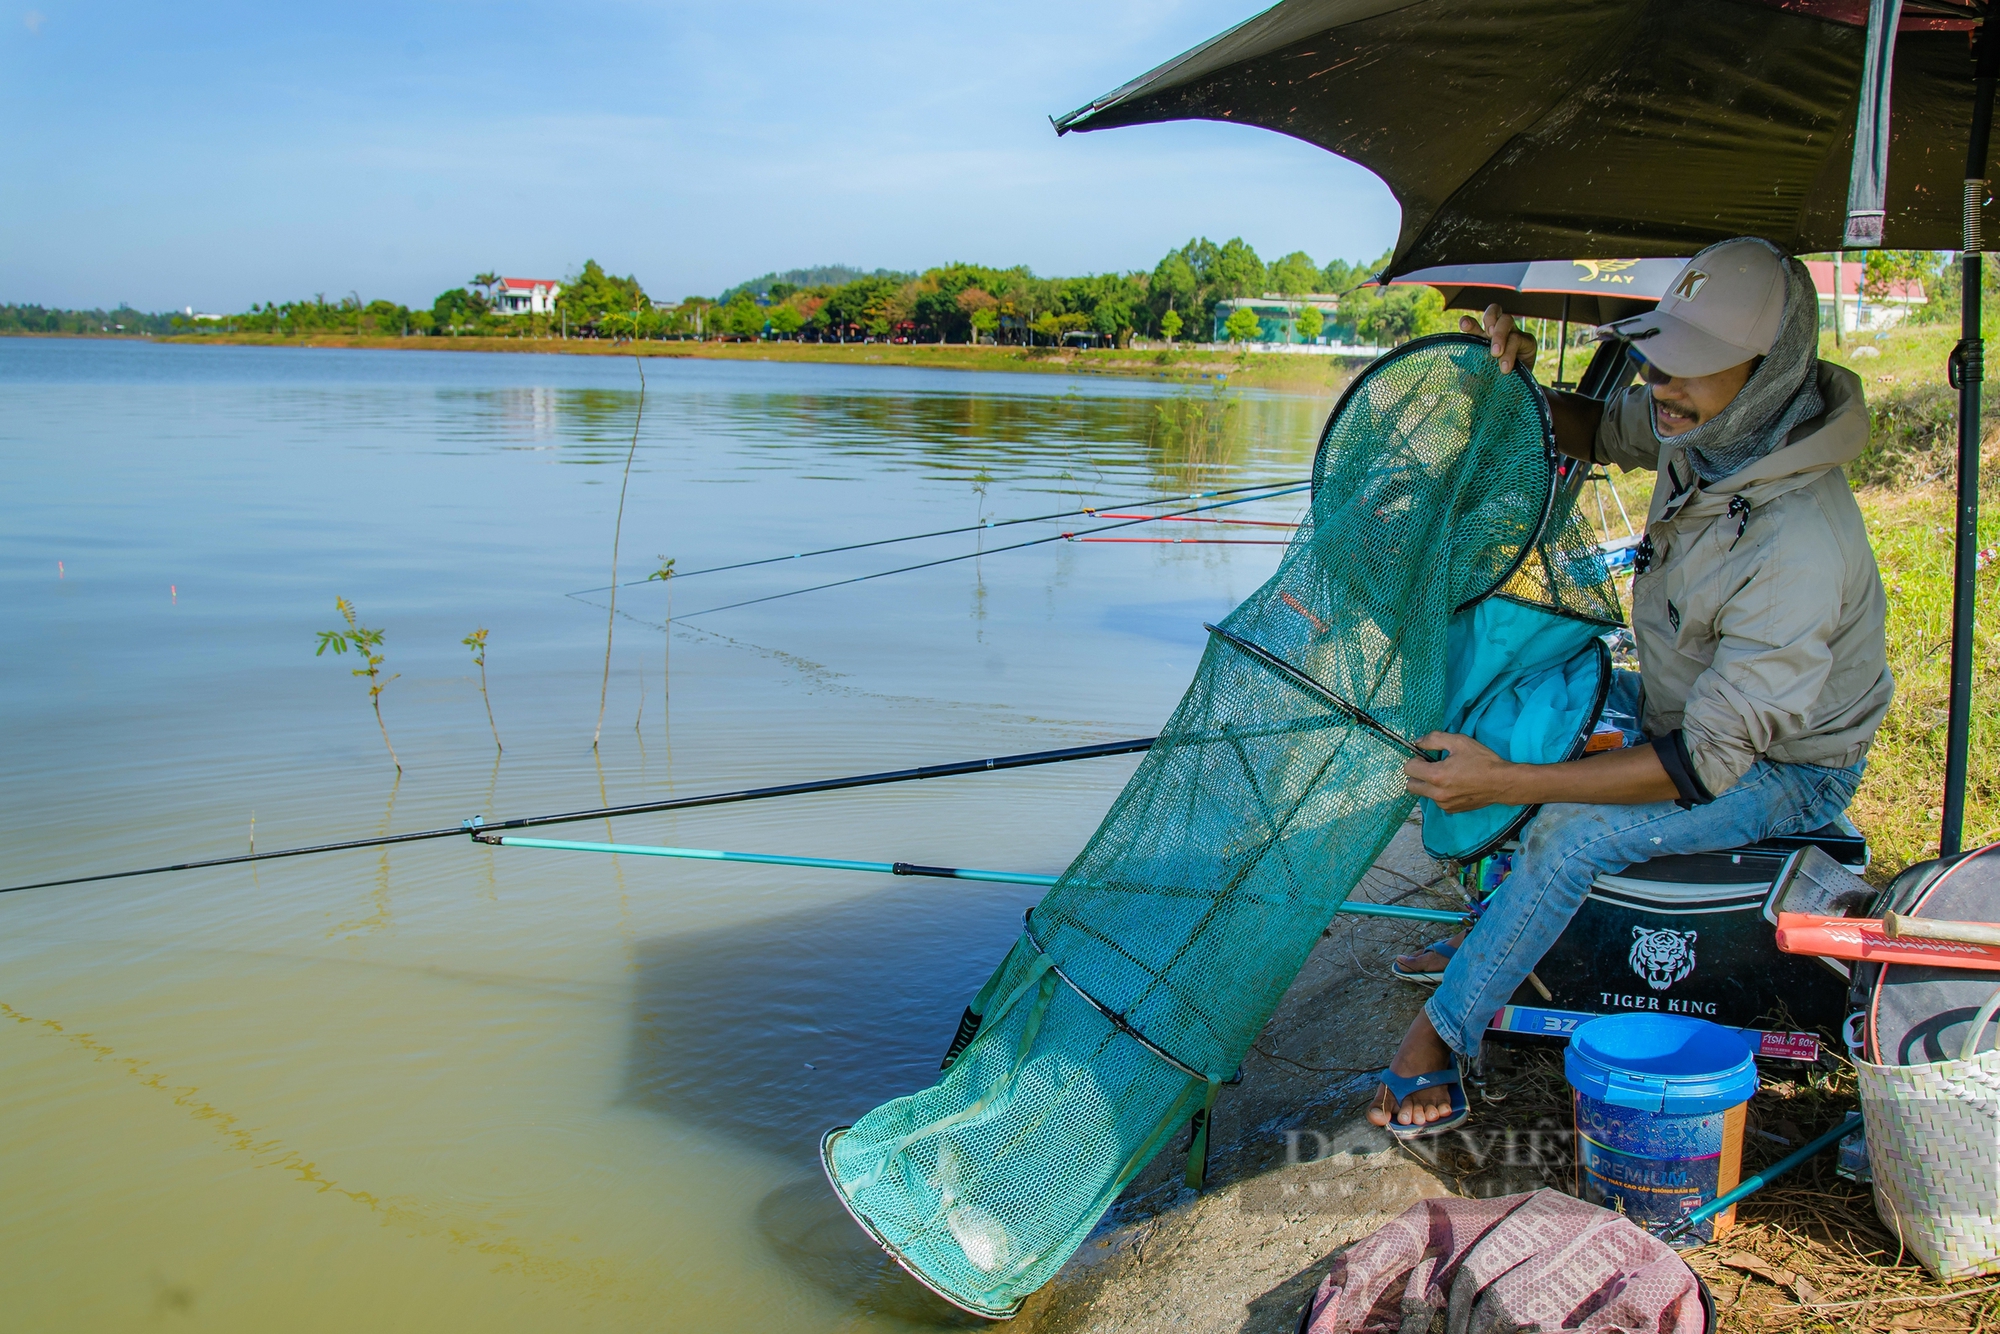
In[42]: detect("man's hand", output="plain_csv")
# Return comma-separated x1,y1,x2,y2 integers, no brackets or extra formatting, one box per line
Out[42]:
1403,732,1515,814
1407,733,1683,811
1460,303,1536,375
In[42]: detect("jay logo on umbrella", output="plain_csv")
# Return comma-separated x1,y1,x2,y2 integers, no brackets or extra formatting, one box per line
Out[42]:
1571,259,1642,285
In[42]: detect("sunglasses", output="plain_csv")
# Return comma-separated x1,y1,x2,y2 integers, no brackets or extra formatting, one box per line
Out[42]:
1629,348,1675,387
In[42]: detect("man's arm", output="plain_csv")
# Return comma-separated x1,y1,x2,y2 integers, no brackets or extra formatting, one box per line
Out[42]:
1461,306,1603,461
1404,731,1679,811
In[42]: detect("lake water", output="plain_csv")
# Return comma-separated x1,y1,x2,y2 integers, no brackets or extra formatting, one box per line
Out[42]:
0,338,1322,1331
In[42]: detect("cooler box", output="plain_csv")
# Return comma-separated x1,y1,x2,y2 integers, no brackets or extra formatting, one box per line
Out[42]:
1486,818,1867,1063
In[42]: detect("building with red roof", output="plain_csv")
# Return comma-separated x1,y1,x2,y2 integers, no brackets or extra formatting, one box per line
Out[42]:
493,278,561,316
1804,260,1926,334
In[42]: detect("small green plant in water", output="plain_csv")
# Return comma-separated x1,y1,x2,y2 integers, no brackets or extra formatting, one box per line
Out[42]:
1149,387,1242,488
462,627,502,751
647,557,675,726
316,597,401,772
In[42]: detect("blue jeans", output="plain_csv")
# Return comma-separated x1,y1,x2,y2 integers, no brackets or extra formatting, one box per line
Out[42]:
1424,671,1865,1058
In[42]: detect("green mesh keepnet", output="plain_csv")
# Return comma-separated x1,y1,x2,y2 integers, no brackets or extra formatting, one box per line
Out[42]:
821,335,1619,1317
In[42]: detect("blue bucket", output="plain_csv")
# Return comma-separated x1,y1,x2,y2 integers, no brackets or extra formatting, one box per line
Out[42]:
1566,1014,1758,1244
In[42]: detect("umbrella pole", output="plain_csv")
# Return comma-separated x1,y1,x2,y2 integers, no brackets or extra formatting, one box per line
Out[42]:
1557,294,1570,387
1943,24,2000,857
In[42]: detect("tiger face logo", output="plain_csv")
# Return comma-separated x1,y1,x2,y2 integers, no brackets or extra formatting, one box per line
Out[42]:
1630,926,1698,991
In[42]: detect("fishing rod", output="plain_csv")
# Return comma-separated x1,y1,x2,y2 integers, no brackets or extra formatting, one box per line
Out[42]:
0,736,1158,896
480,832,1469,925
567,478,1310,594
1073,538,1289,546
1089,512,1300,528
677,484,1311,620
1660,1113,1863,1242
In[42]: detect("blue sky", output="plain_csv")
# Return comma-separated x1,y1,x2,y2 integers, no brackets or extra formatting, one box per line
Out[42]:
0,2,1400,311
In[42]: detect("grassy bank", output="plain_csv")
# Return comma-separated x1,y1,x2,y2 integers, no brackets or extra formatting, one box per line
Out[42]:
146,330,1366,395
1834,326,2000,876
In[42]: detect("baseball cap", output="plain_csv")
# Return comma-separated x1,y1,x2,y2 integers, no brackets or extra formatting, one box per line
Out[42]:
1599,238,1788,379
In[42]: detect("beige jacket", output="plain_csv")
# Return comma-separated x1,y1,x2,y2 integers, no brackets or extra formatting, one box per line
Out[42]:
1593,363,1892,797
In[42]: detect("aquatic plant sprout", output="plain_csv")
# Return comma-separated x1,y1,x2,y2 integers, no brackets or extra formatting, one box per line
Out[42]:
821,335,1623,1317
315,598,400,773
462,627,501,751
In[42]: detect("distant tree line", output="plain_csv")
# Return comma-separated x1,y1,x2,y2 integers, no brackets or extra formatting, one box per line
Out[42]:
44,241,1967,353
103,242,1452,349
0,304,180,335
509,241,1454,348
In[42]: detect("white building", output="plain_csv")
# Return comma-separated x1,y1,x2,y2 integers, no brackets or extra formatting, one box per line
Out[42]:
493,278,562,315
1805,261,1925,334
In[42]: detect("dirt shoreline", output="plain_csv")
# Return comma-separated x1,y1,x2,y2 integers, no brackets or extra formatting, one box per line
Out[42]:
9,330,1366,395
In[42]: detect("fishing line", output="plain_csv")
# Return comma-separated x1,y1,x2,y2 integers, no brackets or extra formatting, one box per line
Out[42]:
565,477,1309,594
674,485,1311,620
0,736,1158,896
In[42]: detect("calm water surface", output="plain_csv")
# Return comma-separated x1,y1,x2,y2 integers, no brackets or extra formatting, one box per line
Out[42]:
0,339,1322,1331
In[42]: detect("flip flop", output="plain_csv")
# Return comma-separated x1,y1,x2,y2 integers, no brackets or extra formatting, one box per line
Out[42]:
1375,1061,1469,1140
1390,936,1459,986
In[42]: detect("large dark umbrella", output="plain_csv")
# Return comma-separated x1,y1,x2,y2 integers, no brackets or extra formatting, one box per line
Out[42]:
1058,0,1997,855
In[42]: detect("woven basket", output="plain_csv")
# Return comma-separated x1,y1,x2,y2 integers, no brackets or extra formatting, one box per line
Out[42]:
1855,1041,2000,1278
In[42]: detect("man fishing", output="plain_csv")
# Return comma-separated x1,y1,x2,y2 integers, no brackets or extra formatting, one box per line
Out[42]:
1368,237,1893,1136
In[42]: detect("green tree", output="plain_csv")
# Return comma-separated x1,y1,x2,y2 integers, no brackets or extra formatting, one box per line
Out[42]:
1208,238,1267,300
957,285,1000,344
557,260,648,330
768,305,804,338
1146,237,1266,334
1349,284,1447,346
1033,311,1091,343
1160,308,1183,343
1150,251,1199,323
1319,256,1373,293
717,294,765,339
1862,250,1945,326
1268,251,1320,296
1224,306,1262,344
1297,304,1325,343
432,287,485,334
819,276,902,340
1092,297,1134,345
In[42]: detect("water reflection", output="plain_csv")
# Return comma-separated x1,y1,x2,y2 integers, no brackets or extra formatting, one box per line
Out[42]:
435,380,1324,496
620,878,1037,1156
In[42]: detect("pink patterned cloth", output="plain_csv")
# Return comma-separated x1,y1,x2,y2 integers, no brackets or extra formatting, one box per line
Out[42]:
1302,1190,1705,1334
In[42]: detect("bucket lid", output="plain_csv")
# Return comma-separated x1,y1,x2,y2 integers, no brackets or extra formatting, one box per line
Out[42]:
1565,1014,1758,1115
